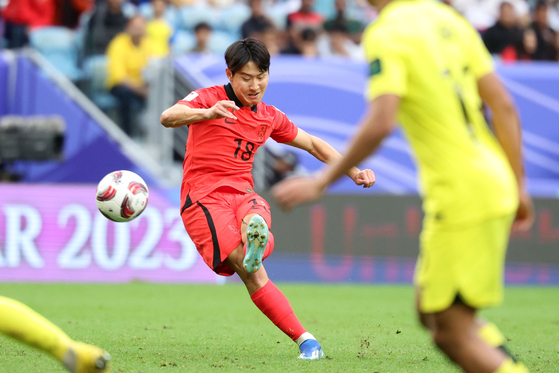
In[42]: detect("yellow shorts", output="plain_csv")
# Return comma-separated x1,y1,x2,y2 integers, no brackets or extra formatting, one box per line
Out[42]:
415,213,515,314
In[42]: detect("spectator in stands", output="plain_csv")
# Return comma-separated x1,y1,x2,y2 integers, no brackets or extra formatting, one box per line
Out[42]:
241,0,273,39
106,15,155,136
318,22,364,59
53,0,93,29
2,0,55,48
483,2,523,55
547,0,559,30
281,28,319,57
169,0,195,6
256,26,281,56
501,27,538,61
288,0,323,28
85,0,129,56
530,1,558,60
146,0,173,57
284,0,323,57
452,0,530,31
286,0,323,33
323,0,365,44
262,148,300,190
190,22,213,54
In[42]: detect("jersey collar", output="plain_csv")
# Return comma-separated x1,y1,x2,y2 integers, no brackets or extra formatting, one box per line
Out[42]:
224,83,258,113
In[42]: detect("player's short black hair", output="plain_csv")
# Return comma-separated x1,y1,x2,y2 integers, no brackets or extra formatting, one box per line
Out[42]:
194,22,212,33
225,38,270,76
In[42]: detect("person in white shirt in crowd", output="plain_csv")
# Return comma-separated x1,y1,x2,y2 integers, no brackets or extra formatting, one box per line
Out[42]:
449,0,530,30
547,0,559,30
317,22,364,60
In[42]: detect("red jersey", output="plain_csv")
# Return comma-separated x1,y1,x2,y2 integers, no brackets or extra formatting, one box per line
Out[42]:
2,0,55,27
177,84,299,212
287,11,324,30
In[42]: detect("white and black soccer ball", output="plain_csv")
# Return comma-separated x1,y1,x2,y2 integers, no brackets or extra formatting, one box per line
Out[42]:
95,170,149,222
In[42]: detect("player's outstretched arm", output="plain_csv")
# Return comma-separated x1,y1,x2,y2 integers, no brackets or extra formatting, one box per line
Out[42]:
160,100,239,128
273,94,398,210
285,128,375,188
478,72,534,230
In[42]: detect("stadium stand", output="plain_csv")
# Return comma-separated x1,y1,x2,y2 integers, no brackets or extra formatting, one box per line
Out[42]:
82,55,119,110
2,0,558,154
29,27,84,81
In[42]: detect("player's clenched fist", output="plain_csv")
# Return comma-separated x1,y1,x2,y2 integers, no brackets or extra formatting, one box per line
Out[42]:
352,169,375,188
513,190,535,232
207,100,240,120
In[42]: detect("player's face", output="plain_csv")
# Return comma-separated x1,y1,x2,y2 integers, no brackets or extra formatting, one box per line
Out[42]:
227,61,269,106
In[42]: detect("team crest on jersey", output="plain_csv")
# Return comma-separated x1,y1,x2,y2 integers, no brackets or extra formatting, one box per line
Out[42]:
183,91,199,101
258,125,266,140
369,58,382,76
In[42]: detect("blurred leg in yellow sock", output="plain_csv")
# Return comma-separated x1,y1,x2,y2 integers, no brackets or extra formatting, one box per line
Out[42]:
0,296,110,372
478,321,530,373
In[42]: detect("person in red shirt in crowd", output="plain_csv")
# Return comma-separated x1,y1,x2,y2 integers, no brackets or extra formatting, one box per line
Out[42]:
287,0,324,30
500,28,538,62
283,0,324,55
482,2,523,57
53,0,93,29
160,38,375,360
2,0,56,48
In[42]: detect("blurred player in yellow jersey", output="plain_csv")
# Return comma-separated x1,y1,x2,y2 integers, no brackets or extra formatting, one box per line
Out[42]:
0,296,110,372
273,1,535,372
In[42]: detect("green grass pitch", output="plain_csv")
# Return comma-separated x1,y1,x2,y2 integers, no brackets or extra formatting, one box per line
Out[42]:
0,283,557,372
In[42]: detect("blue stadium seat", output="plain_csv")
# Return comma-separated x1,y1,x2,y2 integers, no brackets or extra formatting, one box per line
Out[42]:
171,30,197,55
265,4,288,30
208,31,239,54
82,55,118,110
29,27,84,81
314,0,336,19
122,1,138,18
178,4,220,30
139,3,179,29
139,2,154,18
219,4,251,34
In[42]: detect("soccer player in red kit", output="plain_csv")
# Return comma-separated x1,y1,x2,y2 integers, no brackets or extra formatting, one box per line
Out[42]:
160,38,375,359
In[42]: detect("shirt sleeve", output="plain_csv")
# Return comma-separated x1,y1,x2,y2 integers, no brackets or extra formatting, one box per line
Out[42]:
270,108,299,143
363,29,408,102
466,22,495,80
176,87,217,109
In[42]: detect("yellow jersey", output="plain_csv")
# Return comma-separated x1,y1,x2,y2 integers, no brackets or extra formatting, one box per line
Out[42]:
363,0,518,226
146,19,173,58
106,33,156,89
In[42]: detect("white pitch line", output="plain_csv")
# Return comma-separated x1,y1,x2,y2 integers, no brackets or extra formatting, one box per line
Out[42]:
501,76,559,117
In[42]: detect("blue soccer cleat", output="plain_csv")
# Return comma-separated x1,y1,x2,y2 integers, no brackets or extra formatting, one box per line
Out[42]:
244,215,269,273
298,339,324,360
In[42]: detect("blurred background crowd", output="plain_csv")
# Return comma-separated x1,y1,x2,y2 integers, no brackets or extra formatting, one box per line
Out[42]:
1,0,558,153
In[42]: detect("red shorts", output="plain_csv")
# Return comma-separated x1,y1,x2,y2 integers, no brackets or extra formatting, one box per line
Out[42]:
181,188,273,276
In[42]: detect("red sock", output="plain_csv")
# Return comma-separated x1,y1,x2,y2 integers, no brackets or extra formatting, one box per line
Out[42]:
250,281,306,341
